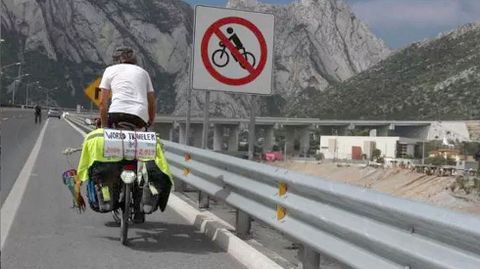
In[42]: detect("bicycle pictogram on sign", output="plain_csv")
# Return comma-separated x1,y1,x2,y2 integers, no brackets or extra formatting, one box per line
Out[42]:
211,27,256,69
201,16,268,86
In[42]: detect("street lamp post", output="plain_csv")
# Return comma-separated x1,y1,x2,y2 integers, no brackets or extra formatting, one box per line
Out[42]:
39,85,58,107
13,64,22,104
0,62,21,105
26,81,39,106
12,73,29,105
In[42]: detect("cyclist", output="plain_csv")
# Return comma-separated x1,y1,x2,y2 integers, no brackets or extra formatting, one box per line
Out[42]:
227,27,245,53
97,47,156,223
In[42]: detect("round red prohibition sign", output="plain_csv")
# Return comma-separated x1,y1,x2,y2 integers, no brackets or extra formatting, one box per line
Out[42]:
201,17,268,86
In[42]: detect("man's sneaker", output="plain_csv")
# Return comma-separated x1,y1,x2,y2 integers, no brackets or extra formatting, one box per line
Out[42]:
133,212,145,224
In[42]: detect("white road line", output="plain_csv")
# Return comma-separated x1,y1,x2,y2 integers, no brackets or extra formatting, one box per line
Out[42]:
1,119,50,251
64,117,87,136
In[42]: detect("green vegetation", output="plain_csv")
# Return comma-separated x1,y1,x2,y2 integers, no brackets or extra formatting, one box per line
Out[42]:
290,23,480,120
372,149,383,162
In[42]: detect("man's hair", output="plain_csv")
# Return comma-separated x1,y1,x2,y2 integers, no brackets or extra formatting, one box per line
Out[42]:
112,47,137,64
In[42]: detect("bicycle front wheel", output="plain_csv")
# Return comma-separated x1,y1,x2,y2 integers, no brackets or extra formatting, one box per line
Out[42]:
120,183,131,245
212,49,229,67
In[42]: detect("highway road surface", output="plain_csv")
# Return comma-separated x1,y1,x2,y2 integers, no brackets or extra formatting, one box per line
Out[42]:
1,108,45,206
1,117,246,269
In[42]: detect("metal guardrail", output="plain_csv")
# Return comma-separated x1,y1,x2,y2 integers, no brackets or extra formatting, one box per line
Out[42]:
66,114,480,269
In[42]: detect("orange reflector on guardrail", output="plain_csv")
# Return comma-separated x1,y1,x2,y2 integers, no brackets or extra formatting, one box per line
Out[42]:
277,205,287,220
279,182,287,196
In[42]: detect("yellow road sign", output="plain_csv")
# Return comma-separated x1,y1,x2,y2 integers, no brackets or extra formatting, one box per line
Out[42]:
84,77,102,107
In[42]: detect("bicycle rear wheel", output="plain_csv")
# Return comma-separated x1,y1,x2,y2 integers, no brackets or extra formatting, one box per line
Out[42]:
120,183,131,245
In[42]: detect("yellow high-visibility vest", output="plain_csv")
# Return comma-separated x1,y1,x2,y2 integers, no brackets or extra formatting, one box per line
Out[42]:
77,128,173,185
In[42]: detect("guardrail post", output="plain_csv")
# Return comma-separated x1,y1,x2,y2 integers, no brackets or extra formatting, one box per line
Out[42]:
235,209,251,238
198,190,210,209
298,245,320,269
175,180,187,192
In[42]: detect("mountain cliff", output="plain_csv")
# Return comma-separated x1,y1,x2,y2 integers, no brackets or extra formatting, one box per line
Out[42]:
1,0,192,113
225,0,390,115
290,22,480,120
1,0,389,117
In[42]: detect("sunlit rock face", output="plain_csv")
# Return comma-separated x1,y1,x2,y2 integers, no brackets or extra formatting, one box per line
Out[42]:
1,0,388,117
225,0,390,115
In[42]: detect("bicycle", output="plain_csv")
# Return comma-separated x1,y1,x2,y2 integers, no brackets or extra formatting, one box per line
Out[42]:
211,41,256,69
106,121,154,245
64,122,156,246
63,148,137,245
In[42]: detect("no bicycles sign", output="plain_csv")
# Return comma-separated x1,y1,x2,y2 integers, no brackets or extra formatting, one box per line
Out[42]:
192,6,274,95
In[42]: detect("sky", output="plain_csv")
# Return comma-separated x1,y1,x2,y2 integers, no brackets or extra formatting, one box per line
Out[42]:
184,0,480,48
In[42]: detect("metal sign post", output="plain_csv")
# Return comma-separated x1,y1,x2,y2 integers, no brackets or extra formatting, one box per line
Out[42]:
199,90,211,208
185,87,192,146
191,5,275,213
202,90,210,149
248,95,256,160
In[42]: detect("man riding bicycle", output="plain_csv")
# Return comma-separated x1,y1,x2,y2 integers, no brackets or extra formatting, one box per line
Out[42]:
99,47,156,130
97,47,156,223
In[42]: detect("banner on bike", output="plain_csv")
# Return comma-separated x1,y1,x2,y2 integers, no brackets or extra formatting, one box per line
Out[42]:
192,6,274,95
103,129,157,160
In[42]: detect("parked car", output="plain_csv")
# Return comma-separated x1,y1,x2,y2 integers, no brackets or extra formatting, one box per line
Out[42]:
47,108,62,119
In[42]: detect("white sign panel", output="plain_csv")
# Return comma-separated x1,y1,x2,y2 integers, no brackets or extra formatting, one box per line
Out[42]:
103,129,157,160
192,6,274,95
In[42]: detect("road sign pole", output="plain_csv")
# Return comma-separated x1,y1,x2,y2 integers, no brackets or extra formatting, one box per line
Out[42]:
185,87,192,146
248,95,256,160
202,90,210,149
199,90,210,208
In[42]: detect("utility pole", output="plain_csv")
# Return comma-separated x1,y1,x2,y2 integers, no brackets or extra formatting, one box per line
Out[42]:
422,141,425,165
13,64,21,104
26,81,39,106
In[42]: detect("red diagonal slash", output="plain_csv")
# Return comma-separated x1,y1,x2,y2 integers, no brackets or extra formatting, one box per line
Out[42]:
213,28,255,74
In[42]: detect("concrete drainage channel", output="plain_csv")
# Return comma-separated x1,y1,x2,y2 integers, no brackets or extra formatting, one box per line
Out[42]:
64,116,306,269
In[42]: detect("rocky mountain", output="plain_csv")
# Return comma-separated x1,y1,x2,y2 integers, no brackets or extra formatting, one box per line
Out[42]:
290,22,480,120
225,0,390,115
1,0,389,117
1,0,192,113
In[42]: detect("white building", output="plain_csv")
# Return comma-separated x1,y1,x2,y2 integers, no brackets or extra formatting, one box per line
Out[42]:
319,136,420,160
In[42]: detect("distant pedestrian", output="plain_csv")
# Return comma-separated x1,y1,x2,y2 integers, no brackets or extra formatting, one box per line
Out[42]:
34,104,42,124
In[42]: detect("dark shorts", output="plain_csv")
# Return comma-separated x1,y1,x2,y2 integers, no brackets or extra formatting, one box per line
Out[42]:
108,113,147,129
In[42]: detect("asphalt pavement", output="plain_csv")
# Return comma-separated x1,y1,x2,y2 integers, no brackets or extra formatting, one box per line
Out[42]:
1,108,46,206
1,118,246,269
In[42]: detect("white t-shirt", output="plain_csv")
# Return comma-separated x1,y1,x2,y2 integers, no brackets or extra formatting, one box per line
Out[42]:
99,64,154,123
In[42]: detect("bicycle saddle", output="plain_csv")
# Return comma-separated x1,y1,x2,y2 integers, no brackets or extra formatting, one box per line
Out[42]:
113,121,144,131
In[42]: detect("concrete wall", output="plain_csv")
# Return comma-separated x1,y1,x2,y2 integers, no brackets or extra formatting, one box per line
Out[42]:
427,121,471,142
319,136,401,159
